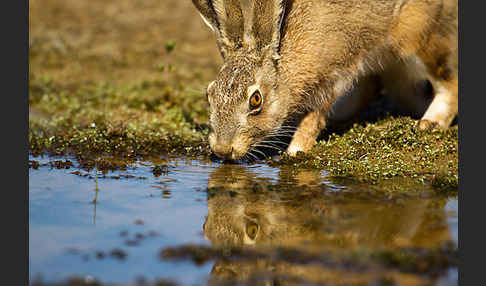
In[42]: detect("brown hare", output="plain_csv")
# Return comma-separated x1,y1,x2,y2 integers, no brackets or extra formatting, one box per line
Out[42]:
192,0,458,160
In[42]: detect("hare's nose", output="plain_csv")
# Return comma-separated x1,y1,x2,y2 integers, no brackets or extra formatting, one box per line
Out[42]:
212,144,233,159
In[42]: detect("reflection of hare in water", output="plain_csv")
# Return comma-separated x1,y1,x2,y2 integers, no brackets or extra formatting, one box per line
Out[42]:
204,165,453,285
204,164,451,249
205,165,329,247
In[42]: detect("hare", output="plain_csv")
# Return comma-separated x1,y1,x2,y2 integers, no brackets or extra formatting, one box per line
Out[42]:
192,0,458,160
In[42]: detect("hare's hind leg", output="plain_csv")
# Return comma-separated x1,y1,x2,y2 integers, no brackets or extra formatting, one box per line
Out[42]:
418,76,457,129
416,32,458,129
388,0,457,129
416,60,458,129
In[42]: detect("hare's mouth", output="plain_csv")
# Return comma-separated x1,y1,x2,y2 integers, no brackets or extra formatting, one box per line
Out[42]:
209,143,255,163
209,125,298,163
210,139,286,163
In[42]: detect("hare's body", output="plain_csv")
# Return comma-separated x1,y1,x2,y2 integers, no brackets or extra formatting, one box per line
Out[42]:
192,0,458,160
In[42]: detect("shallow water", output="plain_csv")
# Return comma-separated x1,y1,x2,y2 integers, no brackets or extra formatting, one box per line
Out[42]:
29,155,458,286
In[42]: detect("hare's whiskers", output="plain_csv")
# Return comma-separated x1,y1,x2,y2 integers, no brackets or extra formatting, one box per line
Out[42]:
254,143,284,152
251,147,268,159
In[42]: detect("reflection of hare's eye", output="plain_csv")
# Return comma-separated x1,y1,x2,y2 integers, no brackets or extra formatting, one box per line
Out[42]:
249,90,262,110
246,222,259,240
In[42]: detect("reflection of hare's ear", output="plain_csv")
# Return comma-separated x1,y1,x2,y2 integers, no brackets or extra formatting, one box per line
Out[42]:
192,0,245,58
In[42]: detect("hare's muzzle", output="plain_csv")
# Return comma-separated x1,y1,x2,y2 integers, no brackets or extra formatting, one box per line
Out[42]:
209,130,250,161
211,144,234,160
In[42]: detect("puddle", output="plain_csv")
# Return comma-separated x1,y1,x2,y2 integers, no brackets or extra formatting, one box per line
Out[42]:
29,155,458,286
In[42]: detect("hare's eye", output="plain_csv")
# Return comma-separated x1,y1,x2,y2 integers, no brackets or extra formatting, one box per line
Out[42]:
249,90,262,110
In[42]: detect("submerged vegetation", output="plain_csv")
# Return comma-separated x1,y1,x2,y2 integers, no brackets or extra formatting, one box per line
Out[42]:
160,242,458,277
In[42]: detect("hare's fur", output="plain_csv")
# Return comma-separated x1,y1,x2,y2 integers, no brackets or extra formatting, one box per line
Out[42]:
192,0,458,160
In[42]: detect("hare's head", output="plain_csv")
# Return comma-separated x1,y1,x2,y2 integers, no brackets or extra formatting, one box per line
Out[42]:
193,0,293,161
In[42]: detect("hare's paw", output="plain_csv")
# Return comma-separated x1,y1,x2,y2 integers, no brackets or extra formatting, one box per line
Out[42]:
286,110,325,156
286,141,313,157
417,119,440,130
285,126,319,156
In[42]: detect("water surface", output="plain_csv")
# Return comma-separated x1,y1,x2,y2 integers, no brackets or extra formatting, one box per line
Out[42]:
29,155,458,285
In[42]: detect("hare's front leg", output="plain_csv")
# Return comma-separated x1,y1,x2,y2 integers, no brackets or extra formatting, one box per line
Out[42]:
286,75,380,156
286,109,326,156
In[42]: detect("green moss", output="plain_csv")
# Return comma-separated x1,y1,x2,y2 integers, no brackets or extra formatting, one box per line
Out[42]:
271,117,458,187
29,74,458,189
29,77,211,167
29,75,458,187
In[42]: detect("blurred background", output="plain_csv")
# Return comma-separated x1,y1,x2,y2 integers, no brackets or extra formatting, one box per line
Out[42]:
29,0,227,154
30,0,221,88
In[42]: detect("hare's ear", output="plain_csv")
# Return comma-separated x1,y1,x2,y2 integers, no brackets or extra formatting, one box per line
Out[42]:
192,0,244,58
240,0,287,58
